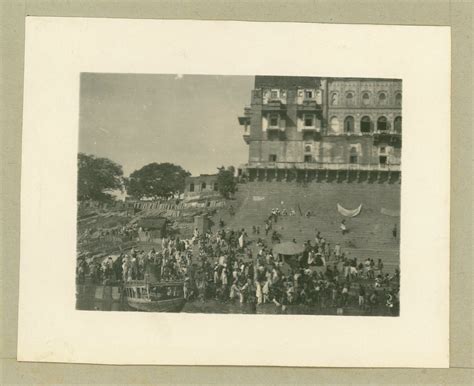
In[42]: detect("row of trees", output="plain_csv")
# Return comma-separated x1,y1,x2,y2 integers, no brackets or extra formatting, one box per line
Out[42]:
78,153,236,202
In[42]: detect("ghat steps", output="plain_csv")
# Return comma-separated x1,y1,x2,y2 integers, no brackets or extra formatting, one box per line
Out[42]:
211,181,401,273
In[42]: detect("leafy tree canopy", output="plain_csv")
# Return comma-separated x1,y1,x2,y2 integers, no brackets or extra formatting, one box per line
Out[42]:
216,166,236,199
78,153,124,202
125,162,191,199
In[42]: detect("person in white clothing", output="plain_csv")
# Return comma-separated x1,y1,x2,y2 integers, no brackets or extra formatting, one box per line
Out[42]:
340,219,347,235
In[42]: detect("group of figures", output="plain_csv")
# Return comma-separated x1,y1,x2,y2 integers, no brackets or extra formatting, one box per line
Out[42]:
77,206,400,316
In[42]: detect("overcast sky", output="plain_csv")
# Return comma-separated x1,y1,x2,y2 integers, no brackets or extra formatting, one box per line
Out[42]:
79,73,254,176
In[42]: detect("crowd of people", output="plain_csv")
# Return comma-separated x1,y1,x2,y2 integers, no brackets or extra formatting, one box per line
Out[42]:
77,206,400,316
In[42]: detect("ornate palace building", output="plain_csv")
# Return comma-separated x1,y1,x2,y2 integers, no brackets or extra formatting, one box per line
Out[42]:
238,76,402,182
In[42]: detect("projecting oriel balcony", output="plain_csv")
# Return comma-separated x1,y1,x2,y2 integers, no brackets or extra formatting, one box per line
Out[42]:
373,131,402,146
262,99,286,111
297,99,322,112
238,113,251,144
238,116,250,126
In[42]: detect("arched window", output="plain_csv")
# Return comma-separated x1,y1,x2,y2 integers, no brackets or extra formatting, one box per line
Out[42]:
201,182,207,190
378,92,387,105
349,147,358,164
395,92,402,105
360,116,372,133
394,116,402,133
377,116,388,131
346,92,354,105
330,116,340,133
344,116,354,133
189,183,195,192
362,92,370,106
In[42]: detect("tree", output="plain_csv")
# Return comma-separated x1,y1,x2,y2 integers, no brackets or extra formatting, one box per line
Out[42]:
216,166,236,199
125,162,190,199
77,153,124,202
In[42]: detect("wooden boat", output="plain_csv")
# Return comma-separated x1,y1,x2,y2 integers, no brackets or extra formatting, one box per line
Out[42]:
123,280,186,312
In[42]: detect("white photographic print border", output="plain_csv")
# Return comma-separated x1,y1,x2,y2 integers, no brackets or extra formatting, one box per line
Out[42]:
18,17,450,367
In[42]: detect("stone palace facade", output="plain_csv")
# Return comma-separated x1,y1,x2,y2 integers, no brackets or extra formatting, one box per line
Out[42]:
238,76,402,182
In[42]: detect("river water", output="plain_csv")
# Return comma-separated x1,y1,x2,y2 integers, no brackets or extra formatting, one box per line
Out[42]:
76,284,394,316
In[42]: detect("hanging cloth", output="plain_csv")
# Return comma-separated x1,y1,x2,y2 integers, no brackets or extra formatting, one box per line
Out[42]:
337,203,362,217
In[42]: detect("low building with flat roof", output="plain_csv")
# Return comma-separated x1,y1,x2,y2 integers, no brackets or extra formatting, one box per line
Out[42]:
184,174,219,199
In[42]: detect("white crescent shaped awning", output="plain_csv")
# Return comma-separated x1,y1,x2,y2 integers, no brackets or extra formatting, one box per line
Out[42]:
337,203,362,217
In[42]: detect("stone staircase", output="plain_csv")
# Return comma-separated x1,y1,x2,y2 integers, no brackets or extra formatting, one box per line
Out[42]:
211,181,401,273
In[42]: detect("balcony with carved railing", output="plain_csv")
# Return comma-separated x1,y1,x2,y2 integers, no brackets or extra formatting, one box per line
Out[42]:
262,99,286,111
297,99,322,112
373,131,402,146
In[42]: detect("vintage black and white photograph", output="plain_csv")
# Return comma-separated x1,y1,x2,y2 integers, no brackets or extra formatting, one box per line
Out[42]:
76,74,402,316
18,17,450,367
18,17,451,367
